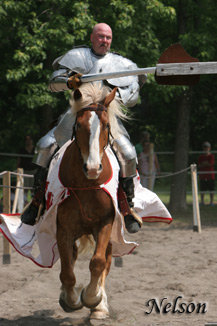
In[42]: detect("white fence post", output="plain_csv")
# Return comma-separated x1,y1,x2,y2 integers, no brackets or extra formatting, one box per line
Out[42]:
191,164,201,233
12,168,24,214
18,168,24,213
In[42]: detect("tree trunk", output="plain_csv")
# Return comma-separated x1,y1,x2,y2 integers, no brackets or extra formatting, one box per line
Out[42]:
169,88,192,212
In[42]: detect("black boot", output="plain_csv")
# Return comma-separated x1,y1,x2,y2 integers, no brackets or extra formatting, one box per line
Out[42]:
119,176,142,233
21,166,48,225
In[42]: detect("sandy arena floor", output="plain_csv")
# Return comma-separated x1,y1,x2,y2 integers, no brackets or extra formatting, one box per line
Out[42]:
0,222,217,326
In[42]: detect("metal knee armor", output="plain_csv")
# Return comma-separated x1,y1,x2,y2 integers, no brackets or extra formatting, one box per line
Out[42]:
112,135,137,178
33,127,58,168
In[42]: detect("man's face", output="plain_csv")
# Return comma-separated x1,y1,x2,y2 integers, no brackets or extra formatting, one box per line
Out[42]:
203,145,210,154
25,136,32,146
90,25,112,55
143,142,150,152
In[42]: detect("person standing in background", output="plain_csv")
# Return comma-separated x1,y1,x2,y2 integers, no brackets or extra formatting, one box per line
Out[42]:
198,141,215,206
135,131,150,155
137,141,160,191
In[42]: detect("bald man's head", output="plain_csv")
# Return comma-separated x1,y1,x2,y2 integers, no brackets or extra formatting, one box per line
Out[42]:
90,23,112,55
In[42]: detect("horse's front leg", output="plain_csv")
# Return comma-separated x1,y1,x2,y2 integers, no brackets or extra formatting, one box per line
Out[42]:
57,223,83,312
81,222,112,309
90,242,112,319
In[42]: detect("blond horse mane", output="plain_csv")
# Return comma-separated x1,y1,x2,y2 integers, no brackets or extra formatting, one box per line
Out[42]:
69,83,129,139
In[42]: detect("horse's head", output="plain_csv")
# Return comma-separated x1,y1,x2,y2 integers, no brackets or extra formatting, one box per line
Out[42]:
73,87,117,180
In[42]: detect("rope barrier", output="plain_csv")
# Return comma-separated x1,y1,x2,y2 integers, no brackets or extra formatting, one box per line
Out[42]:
10,171,34,178
0,166,216,189
1,150,217,157
141,167,217,179
0,170,34,190
0,185,33,190
155,166,191,179
0,170,34,178
142,166,192,179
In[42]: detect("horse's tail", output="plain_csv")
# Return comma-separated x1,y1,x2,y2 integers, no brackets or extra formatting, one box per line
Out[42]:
77,235,95,255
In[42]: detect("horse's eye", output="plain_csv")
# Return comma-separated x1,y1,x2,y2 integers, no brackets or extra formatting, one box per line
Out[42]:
76,123,81,129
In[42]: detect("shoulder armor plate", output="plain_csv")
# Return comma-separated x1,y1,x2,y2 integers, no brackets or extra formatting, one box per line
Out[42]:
52,47,93,74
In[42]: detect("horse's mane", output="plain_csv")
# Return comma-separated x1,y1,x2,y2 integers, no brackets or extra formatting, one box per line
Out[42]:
69,83,130,138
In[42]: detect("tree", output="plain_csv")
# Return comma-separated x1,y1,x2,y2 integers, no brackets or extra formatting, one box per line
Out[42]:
0,0,95,154
0,0,176,167
167,0,217,211
1,0,217,195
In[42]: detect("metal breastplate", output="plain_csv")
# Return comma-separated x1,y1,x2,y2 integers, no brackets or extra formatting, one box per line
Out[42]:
56,47,139,87
89,53,138,87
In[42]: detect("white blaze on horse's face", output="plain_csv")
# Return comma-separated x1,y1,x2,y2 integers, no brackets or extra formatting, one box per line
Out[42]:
85,111,103,179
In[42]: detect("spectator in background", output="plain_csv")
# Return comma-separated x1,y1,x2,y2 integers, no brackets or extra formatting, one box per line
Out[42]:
137,140,160,191
135,131,150,155
198,141,215,206
17,135,36,204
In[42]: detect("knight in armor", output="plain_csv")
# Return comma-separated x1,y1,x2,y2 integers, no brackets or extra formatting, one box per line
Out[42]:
21,23,147,233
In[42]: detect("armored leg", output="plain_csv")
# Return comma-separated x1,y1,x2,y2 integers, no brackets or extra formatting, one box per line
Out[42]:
21,128,58,225
112,134,143,233
21,166,48,225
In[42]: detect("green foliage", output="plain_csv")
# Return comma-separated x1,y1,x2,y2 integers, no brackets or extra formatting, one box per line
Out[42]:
0,0,217,166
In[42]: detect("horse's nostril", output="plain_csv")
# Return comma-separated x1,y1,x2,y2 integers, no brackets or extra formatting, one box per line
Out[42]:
99,164,102,171
83,164,88,173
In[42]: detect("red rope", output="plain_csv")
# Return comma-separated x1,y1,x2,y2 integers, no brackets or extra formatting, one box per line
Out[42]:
68,186,101,221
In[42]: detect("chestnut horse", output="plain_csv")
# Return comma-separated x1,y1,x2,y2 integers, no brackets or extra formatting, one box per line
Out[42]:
56,84,125,319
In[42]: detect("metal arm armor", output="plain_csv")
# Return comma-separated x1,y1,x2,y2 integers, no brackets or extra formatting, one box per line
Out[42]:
49,69,70,92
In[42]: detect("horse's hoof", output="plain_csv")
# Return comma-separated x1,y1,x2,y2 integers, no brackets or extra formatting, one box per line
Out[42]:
59,297,75,312
59,296,83,313
90,309,109,320
81,288,102,309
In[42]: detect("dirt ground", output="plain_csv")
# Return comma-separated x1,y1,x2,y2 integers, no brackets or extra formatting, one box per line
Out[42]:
1,221,217,326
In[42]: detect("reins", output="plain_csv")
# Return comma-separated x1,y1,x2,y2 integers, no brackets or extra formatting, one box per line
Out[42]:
68,185,101,222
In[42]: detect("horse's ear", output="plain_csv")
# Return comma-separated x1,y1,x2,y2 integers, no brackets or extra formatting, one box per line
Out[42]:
74,88,82,101
104,87,117,107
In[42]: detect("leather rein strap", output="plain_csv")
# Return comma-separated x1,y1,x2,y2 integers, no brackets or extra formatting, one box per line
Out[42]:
80,103,107,112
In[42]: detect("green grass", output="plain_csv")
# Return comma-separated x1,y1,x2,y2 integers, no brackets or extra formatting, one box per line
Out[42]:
155,190,217,228
152,173,217,228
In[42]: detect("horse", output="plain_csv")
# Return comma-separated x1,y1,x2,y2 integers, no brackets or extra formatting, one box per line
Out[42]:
56,83,126,319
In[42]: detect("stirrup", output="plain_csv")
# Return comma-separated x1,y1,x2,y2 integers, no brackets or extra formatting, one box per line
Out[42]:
124,208,143,233
128,208,143,227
